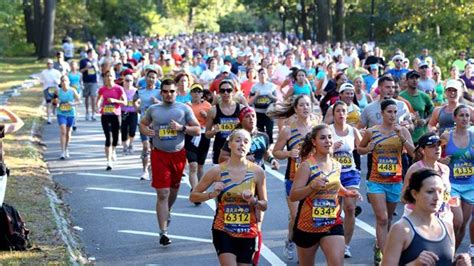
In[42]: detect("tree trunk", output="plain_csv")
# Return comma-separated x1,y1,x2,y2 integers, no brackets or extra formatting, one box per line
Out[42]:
23,0,35,44
316,0,330,43
38,0,56,59
300,0,310,40
334,0,345,42
156,0,165,16
33,0,43,54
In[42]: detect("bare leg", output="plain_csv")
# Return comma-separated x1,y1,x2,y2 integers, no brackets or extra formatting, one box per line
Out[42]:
343,190,357,246
368,193,391,251
320,235,345,266
297,243,319,266
156,188,170,231
188,162,198,189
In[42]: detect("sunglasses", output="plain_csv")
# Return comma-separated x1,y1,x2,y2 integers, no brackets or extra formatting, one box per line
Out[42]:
219,88,233,94
125,79,133,82
191,89,203,93
420,66,429,69
394,59,402,62
162,89,176,94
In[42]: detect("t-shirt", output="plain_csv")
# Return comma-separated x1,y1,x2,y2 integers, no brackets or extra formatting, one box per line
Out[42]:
137,77,161,91
363,75,377,93
250,82,277,113
240,80,255,98
221,131,269,167
399,90,434,143
452,59,467,72
40,68,61,90
98,85,125,116
188,101,212,127
176,93,192,104
62,42,74,58
79,58,98,83
360,99,411,128
144,102,196,152
418,78,436,94
386,68,408,80
133,88,162,114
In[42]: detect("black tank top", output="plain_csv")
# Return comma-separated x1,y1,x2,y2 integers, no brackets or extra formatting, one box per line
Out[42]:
211,104,240,163
399,217,453,265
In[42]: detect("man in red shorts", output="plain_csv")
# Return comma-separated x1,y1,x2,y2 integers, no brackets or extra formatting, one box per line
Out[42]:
139,78,200,246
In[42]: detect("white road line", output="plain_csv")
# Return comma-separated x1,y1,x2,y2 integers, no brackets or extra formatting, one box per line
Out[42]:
78,173,138,180
118,230,212,243
103,207,214,220
264,163,376,237
85,187,188,200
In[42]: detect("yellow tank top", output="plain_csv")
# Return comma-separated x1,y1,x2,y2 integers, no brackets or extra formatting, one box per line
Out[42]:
369,126,403,183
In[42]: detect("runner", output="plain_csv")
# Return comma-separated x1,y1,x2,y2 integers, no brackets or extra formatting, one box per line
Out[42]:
56,75,81,159
140,78,201,246
357,99,415,264
440,105,474,250
289,124,361,266
328,101,363,258
120,74,138,155
80,49,99,121
175,72,192,104
39,59,62,124
324,83,360,127
185,83,212,193
96,69,127,170
133,69,161,180
354,75,372,110
401,132,452,222
189,129,267,265
383,169,471,265
205,79,243,164
272,94,316,262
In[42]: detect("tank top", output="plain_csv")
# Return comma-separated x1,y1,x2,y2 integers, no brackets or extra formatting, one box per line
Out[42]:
284,122,306,181
68,72,81,91
329,124,356,172
294,157,343,233
213,104,241,139
438,106,455,135
346,104,361,126
122,88,137,113
293,83,312,96
399,217,453,265
212,162,258,238
56,88,75,117
369,126,403,183
357,92,368,110
445,130,474,185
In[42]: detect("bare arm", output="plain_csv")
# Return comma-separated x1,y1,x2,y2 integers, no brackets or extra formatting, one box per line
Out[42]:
189,166,221,203
0,107,24,134
205,107,218,139
272,127,291,160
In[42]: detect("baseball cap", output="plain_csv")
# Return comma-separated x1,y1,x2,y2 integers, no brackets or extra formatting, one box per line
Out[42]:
370,64,378,71
445,79,463,91
406,70,421,79
190,83,204,92
392,54,404,61
338,83,355,93
416,133,440,150
337,63,349,71
418,61,429,68
221,65,231,73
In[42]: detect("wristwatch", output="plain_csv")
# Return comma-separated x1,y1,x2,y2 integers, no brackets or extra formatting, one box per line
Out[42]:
182,125,187,132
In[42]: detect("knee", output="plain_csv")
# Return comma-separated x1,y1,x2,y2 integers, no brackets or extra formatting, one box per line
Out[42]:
375,214,389,226
157,191,170,201
344,204,356,216
189,163,198,171
141,150,150,160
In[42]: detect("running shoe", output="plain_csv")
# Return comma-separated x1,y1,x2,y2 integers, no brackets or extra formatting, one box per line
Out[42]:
60,152,66,160
140,171,149,180
374,245,383,265
47,117,52,124
72,126,77,132
106,162,112,171
469,244,474,258
344,245,352,258
65,149,70,158
159,234,171,246
128,145,134,154
283,240,296,261
85,113,90,121
91,115,97,121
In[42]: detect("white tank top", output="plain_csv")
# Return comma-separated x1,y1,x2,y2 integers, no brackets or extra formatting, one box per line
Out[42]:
330,124,356,172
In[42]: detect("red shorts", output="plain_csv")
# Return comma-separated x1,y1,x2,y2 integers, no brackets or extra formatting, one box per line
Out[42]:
151,148,187,189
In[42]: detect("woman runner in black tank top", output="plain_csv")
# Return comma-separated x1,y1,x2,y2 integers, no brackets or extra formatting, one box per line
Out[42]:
383,169,471,266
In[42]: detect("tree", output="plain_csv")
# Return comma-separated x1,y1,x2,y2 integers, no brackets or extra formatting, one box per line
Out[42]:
316,0,330,42
38,0,55,58
334,0,345,42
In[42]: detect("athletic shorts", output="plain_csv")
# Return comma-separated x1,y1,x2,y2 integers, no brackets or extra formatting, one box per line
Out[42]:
82,82,98,98
285,179,293,197
151,148,187,189
340,170,361,189
212,229,256,264
43,88,54,103
292,224,344,248
366,181,402,203
450,182,474,205
57,115,75,127
185,134,210,165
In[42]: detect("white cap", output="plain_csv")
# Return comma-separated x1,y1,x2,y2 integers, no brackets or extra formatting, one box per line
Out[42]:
338,83,355,93
221,65,231,73
392,54,404,61
445,79,463,91
418,61,429,68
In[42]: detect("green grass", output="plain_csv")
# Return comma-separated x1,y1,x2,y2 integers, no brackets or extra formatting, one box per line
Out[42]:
0,57,44,92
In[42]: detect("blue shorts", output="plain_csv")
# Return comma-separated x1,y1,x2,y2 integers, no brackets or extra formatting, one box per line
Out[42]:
285,179,293,197
340,170,361,189
57,115,75,127
140,132,150,142
450,182,474,205
366,181,402,203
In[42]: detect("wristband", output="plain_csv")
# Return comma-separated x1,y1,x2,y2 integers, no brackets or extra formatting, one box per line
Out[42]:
267,156,275,164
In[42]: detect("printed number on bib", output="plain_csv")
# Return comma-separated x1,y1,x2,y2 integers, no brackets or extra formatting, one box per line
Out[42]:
256,96,271,105
453,162,474,179
103,104,116,114
219,118,238,137
312,199,338,227
87,68,96,75
158,125,177,140
224,204,250,233
377,157,397,177
334,151,352,169
127,100,134,107
59,103,72,112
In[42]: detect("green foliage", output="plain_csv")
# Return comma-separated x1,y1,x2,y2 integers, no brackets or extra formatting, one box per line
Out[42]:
0,0,35,56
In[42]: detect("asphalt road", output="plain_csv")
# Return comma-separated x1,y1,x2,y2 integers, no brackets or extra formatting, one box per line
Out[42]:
43,110,471,265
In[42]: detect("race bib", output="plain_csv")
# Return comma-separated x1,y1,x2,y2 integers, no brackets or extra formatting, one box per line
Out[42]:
334,151,352,169
59,103,72,112
224,204,251,233
377,156,397,177
219,117,238,137
158,125,177,140
312,199,338,227
103,104,116,114
254,96,272,109
87,68,96,75
453,162,474,179
127,100,134,107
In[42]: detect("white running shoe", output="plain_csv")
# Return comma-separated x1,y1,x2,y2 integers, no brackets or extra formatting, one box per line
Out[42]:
128,145,134,154
85,113,90,121
106,161,112,171
112,150,117,161
65,149,70,158
344,245,352,258
59,152,66,160
47,117,52,124
283,240,296,261
140,171,149,180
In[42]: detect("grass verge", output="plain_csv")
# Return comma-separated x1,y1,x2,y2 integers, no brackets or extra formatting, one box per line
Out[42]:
0,57,72,263
0,57,44,92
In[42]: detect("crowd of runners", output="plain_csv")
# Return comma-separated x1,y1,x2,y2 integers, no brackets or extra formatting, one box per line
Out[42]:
37,33,474,265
